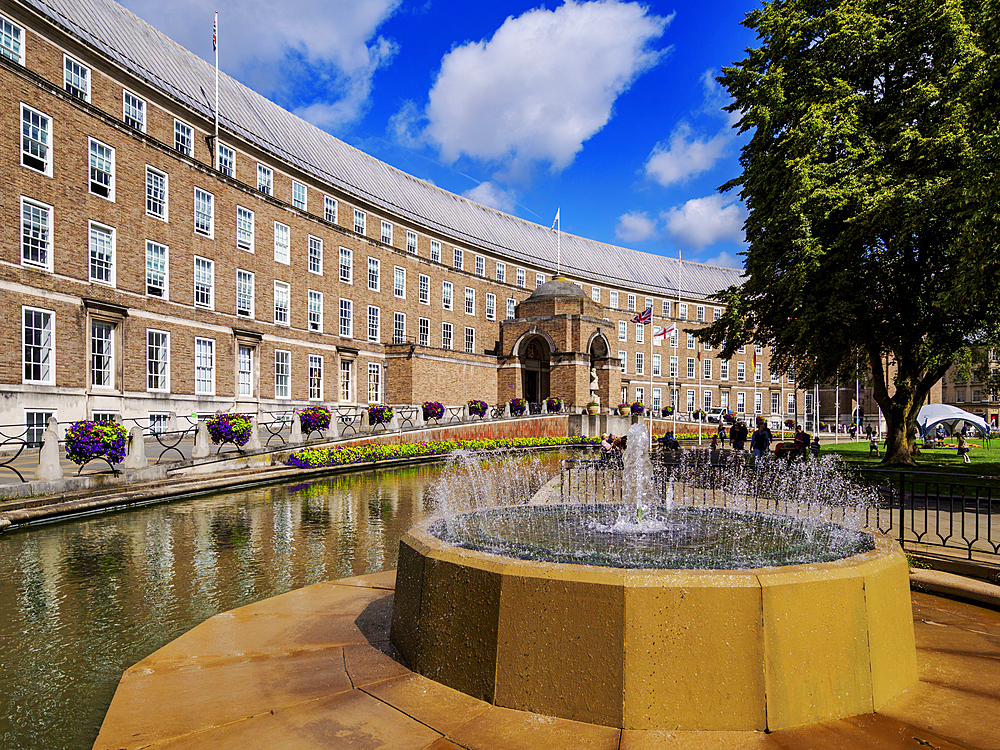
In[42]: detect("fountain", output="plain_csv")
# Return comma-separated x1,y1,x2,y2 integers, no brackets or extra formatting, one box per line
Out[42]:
390,424,918,732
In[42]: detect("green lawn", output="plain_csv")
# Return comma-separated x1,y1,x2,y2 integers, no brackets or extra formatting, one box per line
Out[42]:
821,436,1000,478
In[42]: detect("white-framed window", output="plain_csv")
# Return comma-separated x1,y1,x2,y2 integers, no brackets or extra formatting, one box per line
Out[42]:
23,307,54,384
771,368,779,383
308,290,323,332
663,300,670,317
368,362,382,404
274,221,290,264
339,247,353,284
430,239,441,262
536,273,545,288
145,166,167,220
669,355,678,378
670,330,678,348
737,361,746,381
645,297,654,312
636,352,644,375
647,353,660,378
217,142,234,177
755,344,764,356
705,391,714,410
368,257,380,291
419,274,430,304
91,321,114,388
393,312,406,344
257,164,273,195
486,293,496,320
755,362,763,381
619,351,627,374
636,324,644,344
292,181,307,210
442,322,453,350
721,392,729,410
737,344,747,354
418,317,430,346
720,360,729,380
788,367,795,383
465,287,475,315
88,138,115,200
687,333,696,349
636,386,645,404
442,281,453,310
238,345,254,397
194,188,214,237
678,303,688,319
697,305,705,322
687,357,696,378
339,298,353,338
194,337,215,395
275,350,291,399
21,104,51,175
475,255,485,276
367,305,380,342
147,329,169,391
507,298,516,320
610,291,619,308
146,240,168,298
714,307,722,321
592,287,601,303
652,388,662,410
308,235,322,275
496,261,506,283
88,221,115,285
622,386,629,405
618,321,627,341
627,294,636,312
771,392,780,414
324,196,338,223
174,119,193,156
465,327,475,353
406,230,418,254
340,358,353,402
236,269,254,317
309,355,323,400
64,55,90,100
755,391,764,414
0,14,24,64
736,391,746,413
273,281,290,325
122,90,146,131
381,220,393,245
453,247,463,269
787,392,796,415
21,197,52,271
194,256,214,309
516,268,526,288
394,266,406,298
704,358,712,379
354,208,366,235
236,206,254,252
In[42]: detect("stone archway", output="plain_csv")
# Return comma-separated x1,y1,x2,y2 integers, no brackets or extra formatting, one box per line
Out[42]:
520,336,551,404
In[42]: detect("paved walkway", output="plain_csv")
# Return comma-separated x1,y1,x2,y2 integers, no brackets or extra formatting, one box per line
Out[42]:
93,571,1000,750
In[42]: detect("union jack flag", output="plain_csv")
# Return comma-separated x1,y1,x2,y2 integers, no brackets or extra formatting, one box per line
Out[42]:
632,306,652,326
213,13,217,52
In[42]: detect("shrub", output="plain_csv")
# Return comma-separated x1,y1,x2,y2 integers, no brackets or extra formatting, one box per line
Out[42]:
631,401,644,415
509,397,527,416
467,400,488,417
207,413,254,446
299,406,331,434
65,420,129,465
368,404,394,425
545,396,563,413
422,401,445,420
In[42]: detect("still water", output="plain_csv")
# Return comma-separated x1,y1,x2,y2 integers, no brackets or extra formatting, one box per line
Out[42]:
0,455,563,750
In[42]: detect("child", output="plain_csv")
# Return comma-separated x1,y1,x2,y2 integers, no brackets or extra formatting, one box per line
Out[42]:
869,435,879,457
711,434,718,450
957,433,971,464
810,435,820,458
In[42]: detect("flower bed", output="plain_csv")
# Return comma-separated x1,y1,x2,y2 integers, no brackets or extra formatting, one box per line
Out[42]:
467,399,488,418
207,413,254,446
368,404,394,426
65,420,128,465
422,401,445,421
545,396,563,413
509,397,527,416
299,406,331,434
286,436,600,469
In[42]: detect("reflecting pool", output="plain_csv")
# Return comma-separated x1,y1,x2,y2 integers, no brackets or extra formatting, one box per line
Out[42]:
0,455,563,750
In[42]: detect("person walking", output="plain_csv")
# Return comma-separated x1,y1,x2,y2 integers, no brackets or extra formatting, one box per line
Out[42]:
751,422,771,466
957,433,972,464
793,425,808,458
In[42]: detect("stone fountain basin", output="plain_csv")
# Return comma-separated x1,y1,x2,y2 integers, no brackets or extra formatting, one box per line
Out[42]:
390,517,918,732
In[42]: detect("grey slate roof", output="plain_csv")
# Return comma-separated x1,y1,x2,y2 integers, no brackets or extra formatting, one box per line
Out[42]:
26,0,744,300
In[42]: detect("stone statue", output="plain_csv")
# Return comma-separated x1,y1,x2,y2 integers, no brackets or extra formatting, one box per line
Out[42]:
589,366,600,404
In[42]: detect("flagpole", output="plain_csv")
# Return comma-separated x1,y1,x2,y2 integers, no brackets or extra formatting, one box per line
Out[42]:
214,11,219,171
673,252,681,437
552,207,561,277
648,310,653,437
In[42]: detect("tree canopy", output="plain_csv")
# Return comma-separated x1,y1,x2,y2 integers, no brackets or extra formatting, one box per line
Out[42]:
702,0,1000,464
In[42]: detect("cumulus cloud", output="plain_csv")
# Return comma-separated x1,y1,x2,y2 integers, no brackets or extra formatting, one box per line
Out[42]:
120,0,401,126
702,250,744,270
463,182,516,213
663,195,746,248
615,211,659,242
644,122,730,187
410,0,670,177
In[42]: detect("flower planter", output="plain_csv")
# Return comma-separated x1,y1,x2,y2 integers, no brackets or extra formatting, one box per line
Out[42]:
617,406,630,416
298,406,331,438
587,404,600,416
65,419,128,474
206,413,254,452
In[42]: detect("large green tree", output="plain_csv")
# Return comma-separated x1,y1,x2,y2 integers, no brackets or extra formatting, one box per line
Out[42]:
703,0,1000,465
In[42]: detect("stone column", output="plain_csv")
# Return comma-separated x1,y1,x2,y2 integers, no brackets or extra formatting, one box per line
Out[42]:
289,409,304,445
122,425,148,469
192,420,212,459
34,416,63,482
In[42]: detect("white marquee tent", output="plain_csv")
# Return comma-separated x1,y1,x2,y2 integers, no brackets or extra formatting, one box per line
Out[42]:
917,404,991,438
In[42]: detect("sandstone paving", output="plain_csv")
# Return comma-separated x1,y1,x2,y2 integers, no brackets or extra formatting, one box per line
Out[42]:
361,672,493,735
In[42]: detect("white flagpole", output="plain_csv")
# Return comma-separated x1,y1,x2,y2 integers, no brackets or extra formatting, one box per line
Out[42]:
648,310,653,436
214,11,219,170
552,208,562,277
674,251,681,437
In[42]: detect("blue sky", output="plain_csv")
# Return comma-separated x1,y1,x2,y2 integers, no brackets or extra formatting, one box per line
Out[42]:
120,0,758,269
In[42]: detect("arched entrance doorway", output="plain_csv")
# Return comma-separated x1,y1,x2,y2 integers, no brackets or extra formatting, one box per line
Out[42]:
521,336,550,404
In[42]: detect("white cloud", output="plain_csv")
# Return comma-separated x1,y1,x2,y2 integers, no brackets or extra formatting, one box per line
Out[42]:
615,211,659,242
663,195,746,248
463,182,516,213
644,122,730,187
702,250,744,270
416,0,670,176
120,0,400,126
